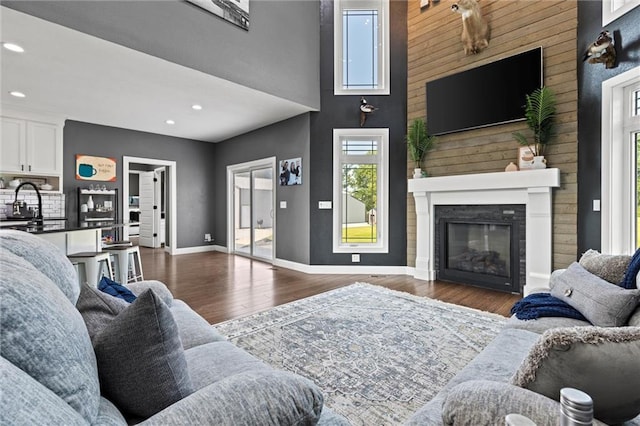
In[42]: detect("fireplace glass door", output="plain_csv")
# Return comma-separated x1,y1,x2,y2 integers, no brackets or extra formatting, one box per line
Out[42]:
439,219,519,292
446,222,511,277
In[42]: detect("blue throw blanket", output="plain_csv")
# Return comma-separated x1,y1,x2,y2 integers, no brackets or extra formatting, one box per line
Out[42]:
620,247,640,289
510,292,588,322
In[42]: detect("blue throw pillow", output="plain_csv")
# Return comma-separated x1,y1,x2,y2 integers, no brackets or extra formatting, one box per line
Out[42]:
620,247,640,289
98,276,137,303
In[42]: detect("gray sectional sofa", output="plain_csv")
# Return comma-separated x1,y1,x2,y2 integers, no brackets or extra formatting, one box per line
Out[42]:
0,230,347,425
406,259,640,425
2,228,640,425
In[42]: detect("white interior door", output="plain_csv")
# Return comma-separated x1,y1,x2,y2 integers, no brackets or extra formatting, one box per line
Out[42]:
139,171,159,248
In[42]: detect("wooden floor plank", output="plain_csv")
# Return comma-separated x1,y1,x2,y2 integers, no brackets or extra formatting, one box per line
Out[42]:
139,247,522,324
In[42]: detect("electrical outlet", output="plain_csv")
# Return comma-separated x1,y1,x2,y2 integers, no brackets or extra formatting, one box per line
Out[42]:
204,233,212,242
351,254,360,263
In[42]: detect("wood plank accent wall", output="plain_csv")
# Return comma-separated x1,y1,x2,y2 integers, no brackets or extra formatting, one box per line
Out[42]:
406,0,578,271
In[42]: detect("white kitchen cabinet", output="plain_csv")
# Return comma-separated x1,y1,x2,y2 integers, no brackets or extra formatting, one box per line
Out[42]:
0,116,63,176
0,117,26,173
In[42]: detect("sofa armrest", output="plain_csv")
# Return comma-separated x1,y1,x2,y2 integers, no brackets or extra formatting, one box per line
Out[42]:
140,370,323,425
0,357,88,425
442,380,607,426
126,280,173,306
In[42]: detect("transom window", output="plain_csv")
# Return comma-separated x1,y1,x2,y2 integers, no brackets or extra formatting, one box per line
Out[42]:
333,128,388,253
334,0,389,95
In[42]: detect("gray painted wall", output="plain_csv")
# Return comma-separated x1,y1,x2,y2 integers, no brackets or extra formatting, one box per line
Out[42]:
63,120,217,249
577,1,640,254
214,114,311,264
3,0,320,109
309,0,408,266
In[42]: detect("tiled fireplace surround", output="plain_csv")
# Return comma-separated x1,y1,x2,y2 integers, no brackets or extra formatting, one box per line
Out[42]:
408,169,561,296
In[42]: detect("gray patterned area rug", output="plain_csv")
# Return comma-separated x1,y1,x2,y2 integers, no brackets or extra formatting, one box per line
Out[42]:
215,283,506,425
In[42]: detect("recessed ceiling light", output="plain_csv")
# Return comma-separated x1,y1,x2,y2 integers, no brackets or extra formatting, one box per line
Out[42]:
165,119,175,125
2,42,24,53
192,104,203,111
9,91,26,98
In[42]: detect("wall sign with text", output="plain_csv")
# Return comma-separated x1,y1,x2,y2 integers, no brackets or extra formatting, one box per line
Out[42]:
75,155,117,181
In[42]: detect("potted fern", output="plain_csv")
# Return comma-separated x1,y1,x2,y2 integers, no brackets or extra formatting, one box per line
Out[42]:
513,86,557,169
407,118,436,178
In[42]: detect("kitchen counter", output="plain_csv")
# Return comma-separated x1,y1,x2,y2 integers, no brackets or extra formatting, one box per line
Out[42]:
0,220,140,255
0,219,138,234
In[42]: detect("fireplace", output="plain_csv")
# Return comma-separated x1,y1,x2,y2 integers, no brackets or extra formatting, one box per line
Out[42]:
407,169,560,296
435,205,525,293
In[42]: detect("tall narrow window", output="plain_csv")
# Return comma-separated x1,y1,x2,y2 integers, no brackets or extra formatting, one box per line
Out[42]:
333,128,388,253
334,0,389,95
631,87,640,248
601,67,640,254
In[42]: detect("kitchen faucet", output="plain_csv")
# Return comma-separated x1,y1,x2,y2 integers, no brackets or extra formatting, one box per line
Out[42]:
14,181,43,226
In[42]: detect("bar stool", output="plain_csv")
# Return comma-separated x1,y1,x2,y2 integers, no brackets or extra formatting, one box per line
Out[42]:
67,252,114,287
104,245,144,284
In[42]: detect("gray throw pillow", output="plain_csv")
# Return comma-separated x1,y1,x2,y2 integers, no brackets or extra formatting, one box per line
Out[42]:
550,262,640,326
93,290,194,419
579,249,631,285
76,282,129,341
511,326,640,425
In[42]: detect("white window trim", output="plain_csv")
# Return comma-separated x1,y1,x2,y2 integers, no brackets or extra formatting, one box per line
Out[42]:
602,0,640,26
334,0,390,96
333,128,389,253
601,66,640,254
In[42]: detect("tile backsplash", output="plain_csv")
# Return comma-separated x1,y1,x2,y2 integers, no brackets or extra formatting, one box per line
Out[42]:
0,192,65,219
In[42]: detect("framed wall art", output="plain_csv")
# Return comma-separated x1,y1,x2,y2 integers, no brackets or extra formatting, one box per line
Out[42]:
187,0,249,30
279,157,302,186
76,154,117,181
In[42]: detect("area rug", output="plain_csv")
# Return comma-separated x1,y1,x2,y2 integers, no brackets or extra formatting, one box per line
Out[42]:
215,283,506,425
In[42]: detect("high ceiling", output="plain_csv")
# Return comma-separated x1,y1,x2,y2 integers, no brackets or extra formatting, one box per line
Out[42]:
0,6,313,143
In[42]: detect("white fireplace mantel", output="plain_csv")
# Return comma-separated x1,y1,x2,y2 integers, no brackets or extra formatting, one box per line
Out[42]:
408,168,561,296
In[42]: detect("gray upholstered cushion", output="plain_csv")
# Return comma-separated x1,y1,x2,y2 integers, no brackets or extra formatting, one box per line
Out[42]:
629,306,640,327
127,280,174,307
185,341,270,390
405,328,540,425
505,314,591,334
512,326,640,425
0,356,89,425
171,300,227,349
93,290,194,419
0,230,79,303
140,370,324,425
579,249,631,284
550,262,640,326
442,380,608,426
0,248,100,423
76,282,129,340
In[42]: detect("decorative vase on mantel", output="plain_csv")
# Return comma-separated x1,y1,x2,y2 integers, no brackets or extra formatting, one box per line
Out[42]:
531,156,547,169
413,168,423,179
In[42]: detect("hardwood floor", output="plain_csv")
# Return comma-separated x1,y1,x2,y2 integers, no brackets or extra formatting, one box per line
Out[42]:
139,247,522,324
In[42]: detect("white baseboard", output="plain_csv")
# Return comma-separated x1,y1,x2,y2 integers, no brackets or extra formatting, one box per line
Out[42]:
168,248,417,278
273,258,412,275
173,244,226,255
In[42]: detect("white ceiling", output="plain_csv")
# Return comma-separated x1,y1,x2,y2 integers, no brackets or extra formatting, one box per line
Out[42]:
0,7,313,143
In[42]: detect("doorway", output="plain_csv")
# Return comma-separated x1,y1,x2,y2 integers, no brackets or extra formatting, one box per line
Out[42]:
123,157,176,255
227,157,276,262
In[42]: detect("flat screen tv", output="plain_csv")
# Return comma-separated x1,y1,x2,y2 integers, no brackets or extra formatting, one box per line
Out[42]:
426,47,543,136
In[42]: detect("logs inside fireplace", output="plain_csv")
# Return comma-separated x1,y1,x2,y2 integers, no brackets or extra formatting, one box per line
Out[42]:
435,205,525,293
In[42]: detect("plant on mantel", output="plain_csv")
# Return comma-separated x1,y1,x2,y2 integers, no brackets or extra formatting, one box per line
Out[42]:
513,86,557,168
406,118,436,178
